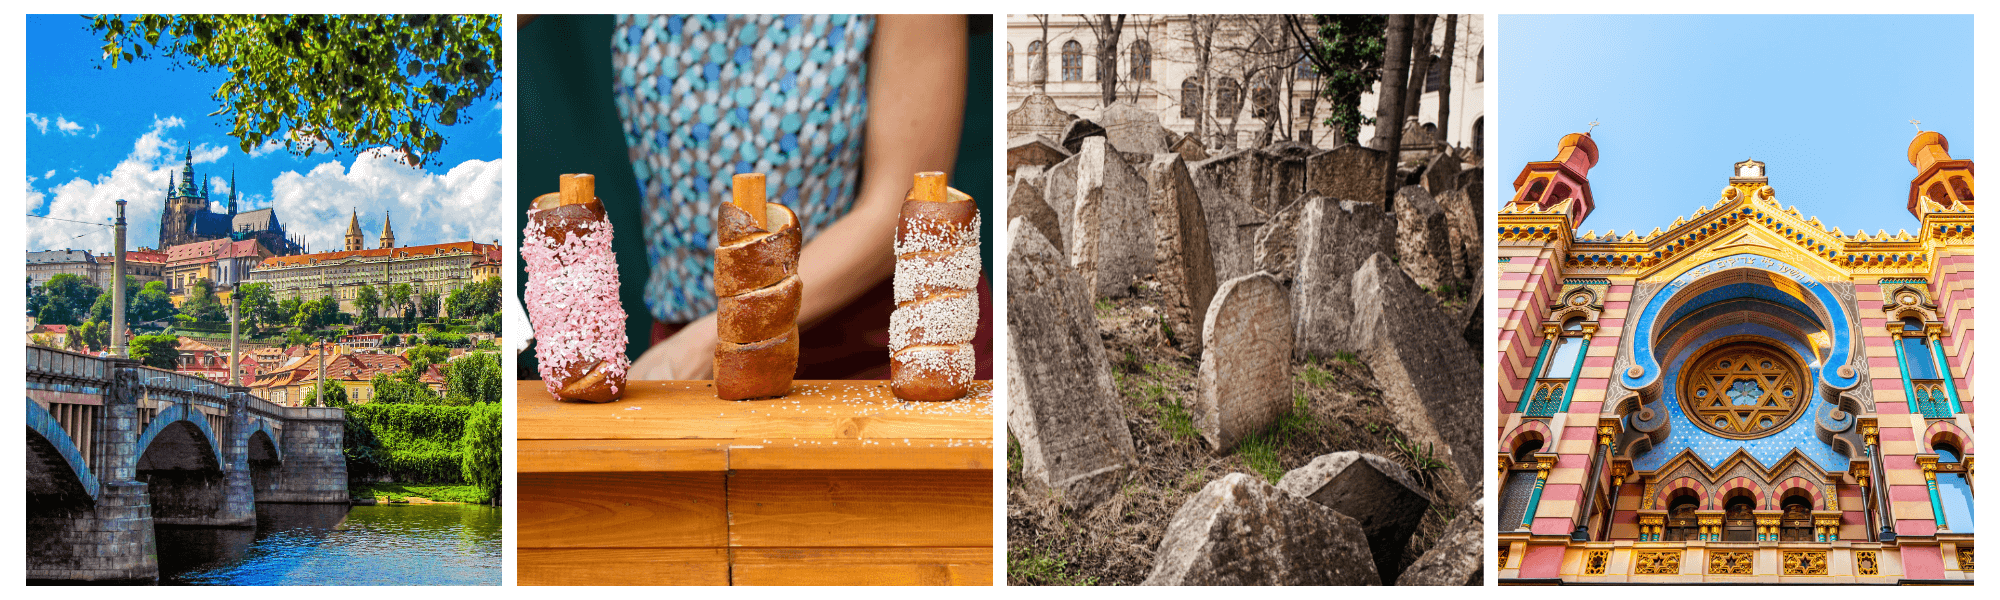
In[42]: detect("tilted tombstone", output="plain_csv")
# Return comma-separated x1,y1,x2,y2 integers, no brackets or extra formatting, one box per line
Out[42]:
1195,272,1293,453
1279,452,1434,584
1143,473,1381,586
1063,137,1154,298
1349,253,1480,488
1398,500,1484,586
1058,118,1106,154
1007,92,1073,140
1394,185,1457,290
1008,166,1064,258
1421,152,1462,195
1142,154,1219,354
1004,218,1137,510
1292,197,1391,358
1007,134,1070,179
1305,144,1390,204
1097,101,1171,154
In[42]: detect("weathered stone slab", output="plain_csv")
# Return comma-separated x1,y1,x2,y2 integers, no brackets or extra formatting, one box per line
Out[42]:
1188,162,1255,284
1005,218,1137,511
1007,134,1070,179
1252,198,1303,285
1394,185,1457,290
1195,272,1292,453
1421,153,1461,195
1170,132,1210,162
1437,187,1479,286
1278,452,1433,583
1098,101,1171,154
1456,167,1484,202
1008,166,1064,257
1058,118,1106,154
1007,92,1073,139
1062,137,1154,298
1190,149,1276,212
1143,154,1218,354
1350,253,1480,488
1042,150,1080,246
1305,144,1390,204
1292,197,1391,359
1143,473,1381,586
1398,499,1484,586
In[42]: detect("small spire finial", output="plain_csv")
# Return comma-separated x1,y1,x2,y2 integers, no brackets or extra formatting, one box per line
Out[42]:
1911,119,1922,132
1587,119,1600,134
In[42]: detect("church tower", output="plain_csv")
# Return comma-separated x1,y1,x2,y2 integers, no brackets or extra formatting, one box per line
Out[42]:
379,212,396,249
344,209,364,251
227,168,238,216
1906,129,1974,218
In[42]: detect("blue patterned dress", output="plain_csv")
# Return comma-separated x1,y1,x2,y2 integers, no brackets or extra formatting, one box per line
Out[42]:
612,14,874,323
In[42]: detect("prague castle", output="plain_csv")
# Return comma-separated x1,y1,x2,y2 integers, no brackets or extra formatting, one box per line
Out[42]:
1496,131,1973,583
245,210,499,316
156,145,304,255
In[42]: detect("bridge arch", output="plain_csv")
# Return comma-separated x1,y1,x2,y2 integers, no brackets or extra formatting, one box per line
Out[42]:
246,419,284,463
133,403,226,471
26,397,100,505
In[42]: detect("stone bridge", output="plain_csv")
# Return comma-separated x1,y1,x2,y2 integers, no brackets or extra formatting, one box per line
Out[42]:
25,346,348,582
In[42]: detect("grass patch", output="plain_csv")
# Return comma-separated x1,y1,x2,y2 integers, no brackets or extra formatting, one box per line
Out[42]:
355,482,486,504
1296,361,1335,388
1094,298,1115,315
1333,350,1360,365
1132,363,1199,442
1236,392,1321,483
1007,432,1023,477
1008,546,1099,586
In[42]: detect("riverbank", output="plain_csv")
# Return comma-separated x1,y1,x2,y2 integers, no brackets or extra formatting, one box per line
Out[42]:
354,482,488,504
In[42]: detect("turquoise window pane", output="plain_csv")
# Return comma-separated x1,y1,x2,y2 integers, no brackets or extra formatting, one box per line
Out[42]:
1903,337,1939,379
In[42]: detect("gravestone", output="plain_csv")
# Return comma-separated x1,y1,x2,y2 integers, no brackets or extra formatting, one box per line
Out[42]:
1394,185,1457,289
1143,473,1381,586
1305,144,1390,204
1007,92,1073,140
1421,152,1461,195
1143,155,1218,354
1004,219,1137,510
1279,452,1433,583
1098,102,1171,154
1292,197,1391,359
1252,198,1303,285
1437,188,1479,285
1170,132,1210,162
1398,500,1484,586
1195,272,1293,453
1058,118,1106,154
1063,137,1154,298
1191,149,1276,212
1008,166,1064,257
1350,253,1480,489
1188,161,1255,284
1007,135,1070,179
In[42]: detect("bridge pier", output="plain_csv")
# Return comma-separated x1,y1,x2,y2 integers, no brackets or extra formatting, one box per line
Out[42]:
254,407,350,503
27,482,159,581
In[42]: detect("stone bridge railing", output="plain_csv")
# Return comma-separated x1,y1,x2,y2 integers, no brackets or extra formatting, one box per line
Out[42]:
25,345,348,582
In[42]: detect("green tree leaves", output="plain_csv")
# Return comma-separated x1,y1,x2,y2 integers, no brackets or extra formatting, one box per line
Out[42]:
128,333,180,369
88,14,501,168
459,402,502,503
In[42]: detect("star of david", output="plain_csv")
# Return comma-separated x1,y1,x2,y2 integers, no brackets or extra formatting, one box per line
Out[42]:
1682,346,1802,438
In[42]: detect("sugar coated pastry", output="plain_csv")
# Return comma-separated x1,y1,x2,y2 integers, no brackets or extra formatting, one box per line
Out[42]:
890,171,980,401
523,174,630,402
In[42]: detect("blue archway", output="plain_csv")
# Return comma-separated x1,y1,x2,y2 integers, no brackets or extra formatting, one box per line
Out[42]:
1624,253,1859,394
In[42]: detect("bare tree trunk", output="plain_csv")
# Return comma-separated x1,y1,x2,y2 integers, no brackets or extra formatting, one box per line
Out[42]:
1374,15,1412,207
1189,15,1218,146
1032,15,1051,92
1434,14,1458,147
1402,15,1437,122
1081,14,1126,107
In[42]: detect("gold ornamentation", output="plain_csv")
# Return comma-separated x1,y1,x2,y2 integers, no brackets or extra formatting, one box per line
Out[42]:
1680,342,1808,439
1584,550,1610,575
1959,547,1974,572
1499,545,1509,570
1627,365,1645,378
1855,550,1879,576
1709,550,1755,575
1781,550,1828,575
1634,550,1681,575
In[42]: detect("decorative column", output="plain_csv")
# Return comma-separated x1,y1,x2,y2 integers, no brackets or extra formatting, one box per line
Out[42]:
1863,422,1896,542
1521,455,1556,530
1556,324,1598,413
1517,327,1555,412
1571,424,1616,541
1925,324,1963,414
1918,455,1947,532
1698,515,1722,542
1888,327,1927,415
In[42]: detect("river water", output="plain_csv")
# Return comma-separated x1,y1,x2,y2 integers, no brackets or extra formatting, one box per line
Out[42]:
156,502,501,585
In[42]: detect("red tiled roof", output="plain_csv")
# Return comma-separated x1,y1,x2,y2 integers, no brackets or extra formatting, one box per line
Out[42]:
127,249,168,264
216,239,270,260
166,239,233,264
256,241,499,268
176,336,216,353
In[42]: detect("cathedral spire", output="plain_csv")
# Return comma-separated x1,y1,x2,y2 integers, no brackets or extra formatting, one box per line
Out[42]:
228,167,238,215
345,208,364,251
379,211,395,249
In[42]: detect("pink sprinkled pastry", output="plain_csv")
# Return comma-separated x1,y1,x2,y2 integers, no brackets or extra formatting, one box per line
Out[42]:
523,174,629,402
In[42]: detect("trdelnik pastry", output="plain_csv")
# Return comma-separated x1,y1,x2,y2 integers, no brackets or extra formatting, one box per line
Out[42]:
713,173,802,400
889,171,980,401
523,173,630,402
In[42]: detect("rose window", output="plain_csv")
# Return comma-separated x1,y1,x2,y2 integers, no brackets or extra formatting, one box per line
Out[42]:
1680,342,1807,439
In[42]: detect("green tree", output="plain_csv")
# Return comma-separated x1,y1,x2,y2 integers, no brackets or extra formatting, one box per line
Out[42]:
131,280,179,324
386,282,413,329
285,329,315,348
292,296,341,331
302,381,349,407
36,273,102,326
1286,15,1388,145
73,319,110,352
446,276,500,318
128,333,181,369
88,14,501,167
418,289,441,320
355,284,382,329
403,344,450,379
446,352,501,404
383,333,401,347
28,275,48,317
460,402,502,503
183,278,227,323
238,282,280,331
368,370,437,404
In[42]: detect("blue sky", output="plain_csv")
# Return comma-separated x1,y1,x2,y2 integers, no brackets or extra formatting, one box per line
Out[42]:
1499,14,1972,237
25,14,504,253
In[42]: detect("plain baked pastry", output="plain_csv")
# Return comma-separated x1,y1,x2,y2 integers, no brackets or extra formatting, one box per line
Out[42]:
714,173,802,400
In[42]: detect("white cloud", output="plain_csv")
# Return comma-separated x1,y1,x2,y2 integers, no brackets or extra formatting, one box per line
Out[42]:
28,115,190,251
247,139,286,157
90,124,102,139
27,113,50,134
268,148,502,252
44,170,55,179
27,178,46,212
56,115,85,136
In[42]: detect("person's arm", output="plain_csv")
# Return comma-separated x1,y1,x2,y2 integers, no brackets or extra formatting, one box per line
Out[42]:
629,14,968,380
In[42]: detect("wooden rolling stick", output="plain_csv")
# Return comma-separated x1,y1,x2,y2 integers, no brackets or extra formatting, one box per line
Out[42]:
889,171,981,401
714,173,801,400
523,173,630,402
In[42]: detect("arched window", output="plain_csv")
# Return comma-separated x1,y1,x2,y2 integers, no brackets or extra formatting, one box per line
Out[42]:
1129,40,1151,81
1214,77,1241,118
1006,42,1014,82
1472,116,1485,155
1295,51,1317,79
1251,74,1277,119
1476,47,1485,82
1723,494,1757,541
1027,40,1045,81
1899,316,1951,417
1935,443,1975,533
1497,438,1545,531
1779,494,1816,541
1061,40,1082,82
1949,176,1974,203
1664,493,1702,541
1180,78,1202,118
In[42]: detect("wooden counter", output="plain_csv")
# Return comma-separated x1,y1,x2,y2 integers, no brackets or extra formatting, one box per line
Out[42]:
516,380,995,586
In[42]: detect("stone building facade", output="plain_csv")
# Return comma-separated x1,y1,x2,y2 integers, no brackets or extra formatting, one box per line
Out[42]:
1005,14,1483,151
246,236,501,316
155,146,304,255
27,248,165,288
1495,131,1974,584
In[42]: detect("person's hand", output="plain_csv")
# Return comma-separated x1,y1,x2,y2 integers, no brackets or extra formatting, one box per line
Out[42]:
628,314,716,380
